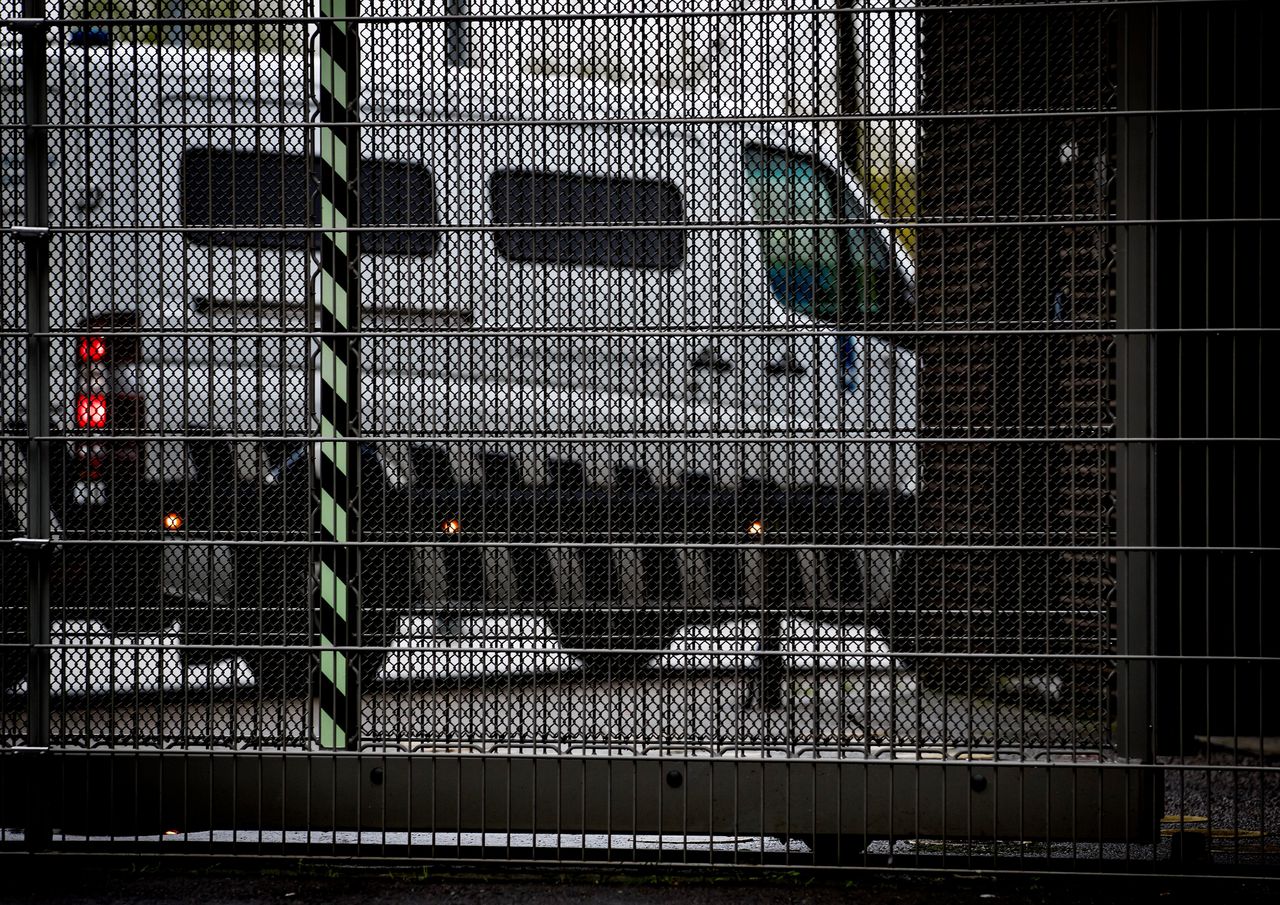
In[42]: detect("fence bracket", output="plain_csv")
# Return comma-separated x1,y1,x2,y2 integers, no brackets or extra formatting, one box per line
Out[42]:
8,225,49,240
10,536,50,553
3,18,44,32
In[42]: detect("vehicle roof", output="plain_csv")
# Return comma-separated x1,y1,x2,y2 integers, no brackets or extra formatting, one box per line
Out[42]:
16,43,814,129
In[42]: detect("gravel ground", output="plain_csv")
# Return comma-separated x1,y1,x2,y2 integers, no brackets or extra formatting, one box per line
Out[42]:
1162,750,1280,834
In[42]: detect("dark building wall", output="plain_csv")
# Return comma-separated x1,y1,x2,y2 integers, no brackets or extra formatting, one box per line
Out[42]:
905,0,1276,746
905,0,1116,714
1149,0,1279,749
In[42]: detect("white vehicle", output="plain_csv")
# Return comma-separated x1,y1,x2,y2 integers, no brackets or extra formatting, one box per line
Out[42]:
2,11,916,692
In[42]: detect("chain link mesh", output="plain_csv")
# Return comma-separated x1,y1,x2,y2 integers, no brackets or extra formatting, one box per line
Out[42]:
0,0,1273,872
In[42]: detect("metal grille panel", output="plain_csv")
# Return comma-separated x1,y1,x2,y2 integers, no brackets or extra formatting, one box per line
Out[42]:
0,0,1275,876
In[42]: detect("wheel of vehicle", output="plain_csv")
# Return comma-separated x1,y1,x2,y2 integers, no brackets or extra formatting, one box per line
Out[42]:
0,596,27,694
861,548,940,688
227,446,414,700
1,501,29,694
552,610,667,678
234,542,408,699
787,834,871,865
58,544,171,637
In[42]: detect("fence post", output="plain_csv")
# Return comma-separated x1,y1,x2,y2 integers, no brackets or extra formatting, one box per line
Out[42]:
316,0,362,750
18,0,52,847
1115,2,1155,766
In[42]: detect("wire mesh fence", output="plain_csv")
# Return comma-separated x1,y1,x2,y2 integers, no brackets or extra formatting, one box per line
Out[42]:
0,0,1275,876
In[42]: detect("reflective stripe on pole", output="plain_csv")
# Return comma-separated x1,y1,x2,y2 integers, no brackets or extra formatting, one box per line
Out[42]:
316,0,361,750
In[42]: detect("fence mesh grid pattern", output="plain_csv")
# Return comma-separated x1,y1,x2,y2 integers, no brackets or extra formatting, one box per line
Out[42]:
0,0,1275,874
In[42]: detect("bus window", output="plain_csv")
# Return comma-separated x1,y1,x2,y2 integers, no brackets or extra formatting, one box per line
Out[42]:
182,147,438,256
490,169,685,271
744,145,890,322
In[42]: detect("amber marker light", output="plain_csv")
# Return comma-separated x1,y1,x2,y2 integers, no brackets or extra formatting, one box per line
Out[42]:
441,517,461,535
164,512,184,532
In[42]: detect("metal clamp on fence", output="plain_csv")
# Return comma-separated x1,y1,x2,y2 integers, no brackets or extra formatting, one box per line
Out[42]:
7,226,49,240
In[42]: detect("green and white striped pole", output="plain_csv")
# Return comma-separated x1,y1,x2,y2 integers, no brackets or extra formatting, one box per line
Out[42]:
316,0,362,750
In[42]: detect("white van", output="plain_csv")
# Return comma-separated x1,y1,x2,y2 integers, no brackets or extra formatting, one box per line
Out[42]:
2,35,916,693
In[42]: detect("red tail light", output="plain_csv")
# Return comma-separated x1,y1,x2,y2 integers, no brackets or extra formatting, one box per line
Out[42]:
77,335,108,363
70,313,143,493
74,312,140,366
76,393,108,429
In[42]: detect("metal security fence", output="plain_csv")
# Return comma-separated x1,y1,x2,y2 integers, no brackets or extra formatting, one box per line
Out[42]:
0,0,1275,876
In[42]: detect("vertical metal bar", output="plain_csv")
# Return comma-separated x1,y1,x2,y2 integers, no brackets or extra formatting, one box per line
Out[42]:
446,0,471,68
20,0,52,848
316,0,362,750
164,0,186,47
1115,3,1154,767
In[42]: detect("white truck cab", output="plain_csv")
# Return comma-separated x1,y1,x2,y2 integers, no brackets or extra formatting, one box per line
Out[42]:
2,12,917,691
